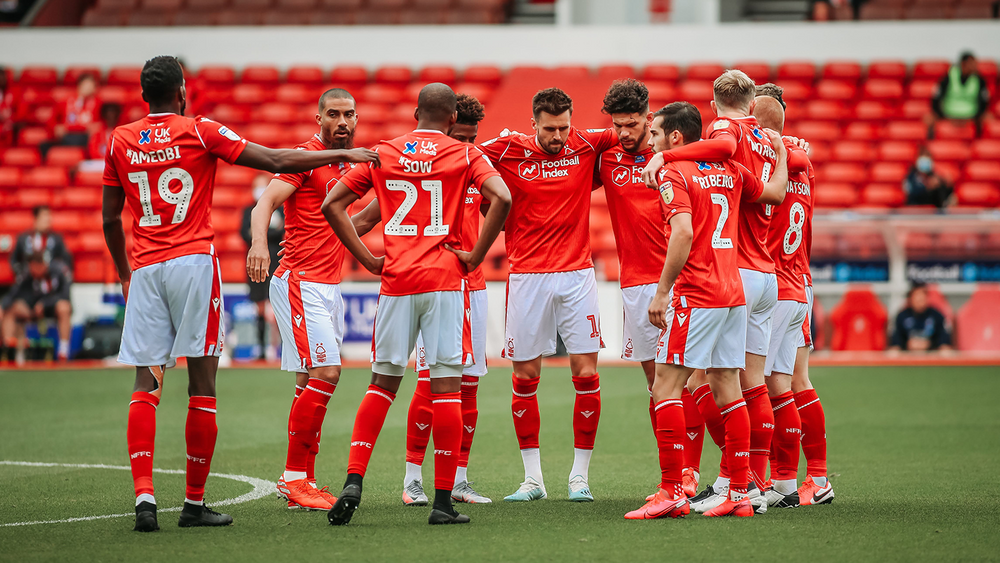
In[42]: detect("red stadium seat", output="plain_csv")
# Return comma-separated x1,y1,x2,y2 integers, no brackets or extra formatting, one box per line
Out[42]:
216,165,259,186
685,62,725,82
219,253,248,283
75,169,105,186
213,187,253,210
806,141,830,164
241,65,280,86
820,62,861,85
815,80,857,101
933,120,976,140
330,66,369,88
361,84,403,105
733,61,771,84
936,161,961,184
211,210,242,234
197,65,237,85
232,84,270,105
0,167,20,187
935,232,979,259
2,147,42,168
374,66,413,87
63,66,103,85
791,121,840,141
829,286,887,351
869,162,908,183
972,139,1000,160
867,60,908,81
81,8,127,26
275,83,314,105
106,66,142,86
46,146,86,168
884,121,927,141
14,188,53,209
73,256,109,283
813,182,857,208
418,65,458,85
863,79,904,101
402,83,423,104
462,65,502,85
900,99,930,119
820,163,868,185
878,141,919,162
18,127,51,147
977,59,998,84
775,81,812,102
678,81,714,103
955,182,1000,206
23,167,68,188
861,183,905,207
284,65,325,86
60,187,103,210
956,285,1000,351
217,231,246,253
646,83,677,106
963,160,1000,182
253,103,298,124
927,140,969,162
803,99,848,122
776,61,816,82
19,66,59,87
0,211,35,232
207,104,250,125
596,64,635,82
844,121,882,141
50,211,84,233
641,64,680,83
832,141,872,162
906,80,938,100
853,100,893,121
912,59,950,81
985,120,1000,139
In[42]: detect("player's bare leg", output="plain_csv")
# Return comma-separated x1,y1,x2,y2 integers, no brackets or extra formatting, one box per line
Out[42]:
702,368,754,517
506,357,546,501
791,346,833,505
280,365,340,510
640,359,656,435
128,365,166,532
568,352,600,501
765,367,801,507
740,351,774,510
2,300,30,365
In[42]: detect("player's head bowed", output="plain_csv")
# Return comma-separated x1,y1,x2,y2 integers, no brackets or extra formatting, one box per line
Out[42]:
450,93,486,144
415,83,458,131
603,79,652,152
755,82,786,110
712,69,756,115
752,95,785,134
141,55,185,114
649,102,702,153
531,88,573,155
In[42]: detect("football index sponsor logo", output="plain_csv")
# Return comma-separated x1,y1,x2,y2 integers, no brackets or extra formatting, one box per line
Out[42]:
611,165,631,187
518,160,539,181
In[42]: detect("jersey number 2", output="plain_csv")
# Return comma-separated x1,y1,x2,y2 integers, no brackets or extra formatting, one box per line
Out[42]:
128,168,194,227
384,180,449,237
710,193,733,249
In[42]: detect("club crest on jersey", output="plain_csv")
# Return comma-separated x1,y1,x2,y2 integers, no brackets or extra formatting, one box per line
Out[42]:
659,181,674,204
518,160,540,181
403,141,418,154
218,126,241,142
315,343,327,364
713,120,730,131
138,129,152,145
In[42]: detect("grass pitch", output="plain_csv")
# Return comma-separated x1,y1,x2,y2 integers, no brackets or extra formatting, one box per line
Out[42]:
1,364,998,562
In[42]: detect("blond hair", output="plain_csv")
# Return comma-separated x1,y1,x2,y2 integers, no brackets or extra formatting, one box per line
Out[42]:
713,69,756,113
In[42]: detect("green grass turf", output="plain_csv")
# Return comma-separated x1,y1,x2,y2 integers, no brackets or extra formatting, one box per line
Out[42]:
1,365,998,562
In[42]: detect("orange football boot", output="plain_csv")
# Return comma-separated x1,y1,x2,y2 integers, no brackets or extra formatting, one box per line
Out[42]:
797,476,834,506
682,468,699,498
625,490,690,520
703,491,754,518
279,478,333,511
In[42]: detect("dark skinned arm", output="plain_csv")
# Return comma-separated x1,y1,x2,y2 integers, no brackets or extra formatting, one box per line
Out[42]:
321,181,382,275
351,199,382,237
445,176,512,270
101,184,132,299
235,143,380,174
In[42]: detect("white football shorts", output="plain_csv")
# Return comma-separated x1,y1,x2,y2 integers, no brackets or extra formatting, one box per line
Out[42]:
270,271,344,373
372,289,471,378
764,299,809,376
654,294,747,371
621,283,659,362
415,288,487,377
740,268,779,356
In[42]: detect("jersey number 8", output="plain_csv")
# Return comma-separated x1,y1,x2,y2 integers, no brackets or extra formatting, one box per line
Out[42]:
783,202,805,255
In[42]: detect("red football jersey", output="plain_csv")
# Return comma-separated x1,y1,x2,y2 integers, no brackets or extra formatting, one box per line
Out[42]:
273,134,354,285
462,182,487,291
595,145,668,288
706,115,778,274
103,113,247,269
656,159,764,309
339,129,499,296
479,127,618,274
784,138,815,288
766,139,814,303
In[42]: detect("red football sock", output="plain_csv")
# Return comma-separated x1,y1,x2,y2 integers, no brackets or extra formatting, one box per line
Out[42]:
347,384,395,477
511,375,540,450
743,384,773,488
693,383,729,478
185,396,218,502
572,374,601,450
405,374,433,465
307,431,320,482
796,389,828,478
647,389,657,438
770,391,801,481
285,378,335,474
654,398,685,496
127,391,159,498
431,391,462,491
720,398,751,493
682,387,704,472
459,375,479,468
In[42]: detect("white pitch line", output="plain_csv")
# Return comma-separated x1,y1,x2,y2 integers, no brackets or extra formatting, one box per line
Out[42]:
0,461,275,528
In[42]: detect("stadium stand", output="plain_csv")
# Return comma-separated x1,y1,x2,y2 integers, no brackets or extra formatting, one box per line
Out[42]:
829,286,889,351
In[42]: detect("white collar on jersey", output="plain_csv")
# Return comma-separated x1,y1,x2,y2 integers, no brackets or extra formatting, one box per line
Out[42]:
413,129,446,134
147,112,174,117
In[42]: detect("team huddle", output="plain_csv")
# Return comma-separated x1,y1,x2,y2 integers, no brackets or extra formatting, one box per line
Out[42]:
101,56,832,531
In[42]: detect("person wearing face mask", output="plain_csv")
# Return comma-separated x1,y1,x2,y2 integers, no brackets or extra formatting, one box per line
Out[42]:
241,173,284,361
904,148,954,208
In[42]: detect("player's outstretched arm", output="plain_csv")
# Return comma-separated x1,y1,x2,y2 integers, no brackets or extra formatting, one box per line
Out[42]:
648,212,693,330
755,129,789,205
247,178,296,283
642,137,738,189
101,184,132,299
322,181,382,275
445,176,511,270
351,198,382,237
235,143,381,174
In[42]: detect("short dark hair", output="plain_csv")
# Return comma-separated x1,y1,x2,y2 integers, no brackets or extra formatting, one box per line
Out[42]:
33,205,50,218
532,87,573,119
318,88,355,113
755,83,786,110
416,83,457,122
960,51,976,63
77,72,97,85
140,56,184,106
602,79,649,115
909,281,928,298
456,93,485,125
652,102,702,144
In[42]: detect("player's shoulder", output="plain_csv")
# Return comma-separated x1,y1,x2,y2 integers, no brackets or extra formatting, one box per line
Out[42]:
293,134,324,151
479,129,528,152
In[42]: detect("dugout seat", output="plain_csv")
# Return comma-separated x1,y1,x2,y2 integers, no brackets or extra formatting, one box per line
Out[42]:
956,285,1000,351
829,286,888,351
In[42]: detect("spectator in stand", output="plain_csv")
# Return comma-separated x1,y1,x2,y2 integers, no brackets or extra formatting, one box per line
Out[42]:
903,146,954,208
928,51,992,139
890,283,952,353
10,206,73,280
46,73,100,155
87,101,123,161
0,252,73,364
241,174,283,360
0,66,14,147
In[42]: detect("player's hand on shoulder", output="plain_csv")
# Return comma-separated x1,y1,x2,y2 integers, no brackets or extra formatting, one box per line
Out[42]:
763,129,786,158
444,243,480,270
647,291,671,330
783,135,810,156
642,152,666,190
246,243,271,283
344,148,381,167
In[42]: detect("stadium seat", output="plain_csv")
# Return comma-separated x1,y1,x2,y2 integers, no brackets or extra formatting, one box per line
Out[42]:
869,162,908,183
900,99,929,120
956,285,1000,351
933,120,976,140
374,66,413,87
197,65,237,85
867,60,908,81
641,64,680,84
861,183,905,207
678,81,714,103
211,210,242,234
14,188,53,209
815,80,857,101
821,163,868,185
63,66,103,85
853,100,893,121
927,140,969,162
844,121,882,141
219,253,247,283
596,64,635,82
955,182,1000,206
217,231,246,253
2,147,42,168
972,139,1000,160
878,141,919,162
361,84,403,105
813,183,857,208
775,81,812,102
282,66,324,87
60,187,103,210
82,8,127,26
242,65,281,86
232,84,270,105
208,104,250,125
0,167,20,187
906,80,938,101
46,146,86,168
462,65,503,86
106,66,142,86
963,160,1000,181
821,61,862,83
329,65,368,89
419,65,458,85
832,141,872,162
274,83,313,105
253,102,298,124
685,63,726,82
803,99,848,122
19,66,59,87
863,79,904,101
829,286,888,351
935,232,979,259
18,127,50,147
216,166,258,186
776,61,816,82
791,121,840,142
732,61,771,84
23,167,68,188
75,169,105,186
884,121,927,141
